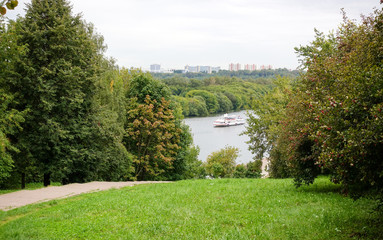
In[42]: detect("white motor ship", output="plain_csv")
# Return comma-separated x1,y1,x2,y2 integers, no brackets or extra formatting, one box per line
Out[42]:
213,114,245,127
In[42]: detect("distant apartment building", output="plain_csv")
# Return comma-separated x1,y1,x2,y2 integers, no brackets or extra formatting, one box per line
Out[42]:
260,65,273,70
150,64,161,73
184,65,220,74
244,64,257,71
229,63,242,71
230,63,272,71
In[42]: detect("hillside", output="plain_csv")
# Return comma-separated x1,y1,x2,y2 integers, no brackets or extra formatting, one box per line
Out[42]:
0,178,381,239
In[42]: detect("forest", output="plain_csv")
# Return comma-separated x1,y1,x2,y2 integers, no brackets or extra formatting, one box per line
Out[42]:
162,76,272,117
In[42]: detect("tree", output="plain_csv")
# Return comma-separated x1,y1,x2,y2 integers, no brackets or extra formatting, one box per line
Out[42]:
186,90,219,114
245,160,262,178
91,69,133,181
11,0,108,186
124,95,181,180
0,18,26,186
122,70,183,180
289,9,383,195
205,146,239,178
243,77,293,178
163,123,201,180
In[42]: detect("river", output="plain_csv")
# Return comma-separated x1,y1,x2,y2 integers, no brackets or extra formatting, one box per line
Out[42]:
183,111,254,164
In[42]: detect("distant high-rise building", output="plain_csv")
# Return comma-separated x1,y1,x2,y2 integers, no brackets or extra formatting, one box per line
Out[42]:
150,64,161,72
185,65,218,74
185,65,198,73
260,65,273,70
200,66,212,73
236,63,241,71
244,64,257,71
229,63,236,71
229,63,243,71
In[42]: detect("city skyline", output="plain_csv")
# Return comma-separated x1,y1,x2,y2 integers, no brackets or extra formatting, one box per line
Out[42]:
6,0,380,70
149,63,274,72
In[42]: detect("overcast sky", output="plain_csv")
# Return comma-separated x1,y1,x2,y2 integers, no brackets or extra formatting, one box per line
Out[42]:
6,0,381,70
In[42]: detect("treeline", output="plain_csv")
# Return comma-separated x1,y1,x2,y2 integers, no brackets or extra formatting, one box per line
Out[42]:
159,76,271,117
152,68,299,83
0,0,201,188
245,9,383,200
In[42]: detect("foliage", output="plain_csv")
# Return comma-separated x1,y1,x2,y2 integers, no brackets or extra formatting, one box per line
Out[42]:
185,90,219,114
125,69,171,103
153,68,299,82
233,160,262,178
287,9,383,195
0,0,18,15
122,70,189,180
163,123,202,180
205,146,239,178
243,77,293,178
245,160,262,178
1,178,382,239
233,164,246,178
124,95,181,180
161,76,271,117
91,69,133,181
8,0,121,186
0,19,26,184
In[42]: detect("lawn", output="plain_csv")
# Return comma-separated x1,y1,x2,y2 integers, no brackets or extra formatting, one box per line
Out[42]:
0,177,381,239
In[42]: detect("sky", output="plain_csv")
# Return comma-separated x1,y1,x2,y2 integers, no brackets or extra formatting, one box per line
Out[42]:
5,0,381,70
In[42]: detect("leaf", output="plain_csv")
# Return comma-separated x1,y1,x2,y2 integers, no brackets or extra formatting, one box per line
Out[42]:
6,0,18,10
0,7,6,15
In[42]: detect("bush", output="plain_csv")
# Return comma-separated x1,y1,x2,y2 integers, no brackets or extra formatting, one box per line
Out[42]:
205,146,239,178
245,160,262,178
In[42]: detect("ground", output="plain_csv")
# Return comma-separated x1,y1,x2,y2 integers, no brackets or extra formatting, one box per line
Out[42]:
0,181,170,211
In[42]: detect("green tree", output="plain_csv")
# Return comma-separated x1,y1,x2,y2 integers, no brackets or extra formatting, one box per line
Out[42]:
11,0,107,186
163,123,201,180
186,90,219,114
215,92,233,113
289,9,383,195
205,146,239,178
124,95,181,180
91,69,133,181
0,18,27,186
245,160,262,178
233,164,246,178
188,96,208,117
125,69,171,103
122,70,184,180
243,77,292,178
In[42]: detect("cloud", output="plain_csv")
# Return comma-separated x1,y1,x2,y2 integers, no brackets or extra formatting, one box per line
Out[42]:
4,0,381,69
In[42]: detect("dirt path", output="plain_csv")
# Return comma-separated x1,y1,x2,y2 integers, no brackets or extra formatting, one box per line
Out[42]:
0,181,171,211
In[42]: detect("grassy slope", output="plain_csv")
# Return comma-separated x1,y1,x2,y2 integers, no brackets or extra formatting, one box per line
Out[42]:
0,178,381,239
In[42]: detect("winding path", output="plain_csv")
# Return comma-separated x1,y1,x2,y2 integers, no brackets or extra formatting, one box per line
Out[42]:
0,181,170,211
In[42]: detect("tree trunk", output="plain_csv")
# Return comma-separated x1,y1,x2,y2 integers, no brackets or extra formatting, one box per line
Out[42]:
43,172,51,187
21,172,26,189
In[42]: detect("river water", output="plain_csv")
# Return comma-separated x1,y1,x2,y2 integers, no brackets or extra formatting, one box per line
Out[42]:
183,111,254,164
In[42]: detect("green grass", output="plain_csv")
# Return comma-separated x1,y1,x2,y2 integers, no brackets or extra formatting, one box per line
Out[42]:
0,182,61,195
0,178,381,239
